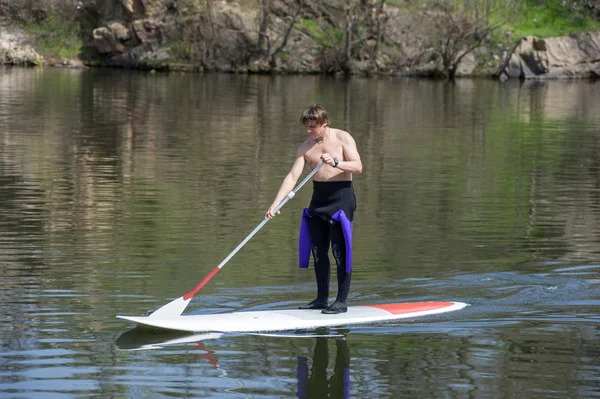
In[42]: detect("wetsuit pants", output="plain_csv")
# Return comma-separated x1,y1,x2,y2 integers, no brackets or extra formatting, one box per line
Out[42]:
306,181,356,303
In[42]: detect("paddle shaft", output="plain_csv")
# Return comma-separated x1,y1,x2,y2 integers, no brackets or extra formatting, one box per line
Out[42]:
183,162,325,301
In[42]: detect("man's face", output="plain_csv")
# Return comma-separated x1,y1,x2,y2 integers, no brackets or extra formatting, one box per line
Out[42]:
305,120,327,140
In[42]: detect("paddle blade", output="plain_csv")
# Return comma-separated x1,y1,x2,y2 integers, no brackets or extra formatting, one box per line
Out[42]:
147,296,191,319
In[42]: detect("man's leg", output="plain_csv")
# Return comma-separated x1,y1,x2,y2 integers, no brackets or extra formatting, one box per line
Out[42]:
298,216,331,309
322,222,351,314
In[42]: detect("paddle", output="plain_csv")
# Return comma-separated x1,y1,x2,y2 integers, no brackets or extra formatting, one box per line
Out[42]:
146,162,325,319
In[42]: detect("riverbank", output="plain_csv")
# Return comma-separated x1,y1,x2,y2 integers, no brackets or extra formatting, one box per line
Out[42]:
1,0,600,78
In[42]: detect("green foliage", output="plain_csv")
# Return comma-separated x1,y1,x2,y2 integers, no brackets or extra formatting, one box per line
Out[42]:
385,0,412,6
169,40,195,62
22,13,82,59
496,0,600,38
295,19,323,42
30,57,43,67
391,0,600,38
295,18,344,49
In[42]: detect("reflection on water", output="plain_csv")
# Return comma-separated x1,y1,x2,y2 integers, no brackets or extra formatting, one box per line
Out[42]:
116,328,224,352
116,328,353,398
297,337,350,399
116,328,352,398
1,67,600,397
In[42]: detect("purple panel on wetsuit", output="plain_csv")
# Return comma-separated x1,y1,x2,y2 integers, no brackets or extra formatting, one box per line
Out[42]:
299,208,312,269
331,210,353,274
299,208,353,272
344,367,350,399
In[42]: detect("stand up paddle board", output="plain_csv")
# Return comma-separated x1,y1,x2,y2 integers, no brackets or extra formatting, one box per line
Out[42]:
117,301,468,333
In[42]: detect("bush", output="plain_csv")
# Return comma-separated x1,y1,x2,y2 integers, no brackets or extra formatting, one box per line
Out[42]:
0,0,80,24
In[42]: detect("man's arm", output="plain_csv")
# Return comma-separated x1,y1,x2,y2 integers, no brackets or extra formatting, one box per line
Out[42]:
338,132,363,174
266,151,307,219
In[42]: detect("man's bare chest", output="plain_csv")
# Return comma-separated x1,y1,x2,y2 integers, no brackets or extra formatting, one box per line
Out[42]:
305,142,343,162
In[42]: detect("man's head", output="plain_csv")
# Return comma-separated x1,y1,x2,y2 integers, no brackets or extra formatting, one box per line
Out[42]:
301,104,329,140
300,104,329,127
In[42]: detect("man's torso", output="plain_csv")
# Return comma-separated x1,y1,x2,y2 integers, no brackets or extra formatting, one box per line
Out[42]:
302,128,352,182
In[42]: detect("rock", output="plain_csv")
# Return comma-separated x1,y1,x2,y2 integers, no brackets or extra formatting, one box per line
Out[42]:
504,52,522,79
454,52,476,77
93,22,134,55
139,47,171,62
139,0,170,17
501,32,600,79
0,26,42,66
93,27,117,54
248,59,271,73
2,45,42,65
132,19,171,52
352,60,375,75
120,0,135,14
110,22,132,42
62,58,86,68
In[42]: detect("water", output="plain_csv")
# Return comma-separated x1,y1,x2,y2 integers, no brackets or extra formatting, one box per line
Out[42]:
1,66,600,398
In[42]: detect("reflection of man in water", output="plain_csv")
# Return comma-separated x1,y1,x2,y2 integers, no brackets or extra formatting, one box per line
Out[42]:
296,338,350,399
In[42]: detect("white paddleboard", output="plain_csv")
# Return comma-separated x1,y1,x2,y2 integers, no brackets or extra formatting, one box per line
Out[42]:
117,301,468,333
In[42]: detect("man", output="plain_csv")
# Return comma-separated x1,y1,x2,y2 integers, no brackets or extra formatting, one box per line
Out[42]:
266,104,362,314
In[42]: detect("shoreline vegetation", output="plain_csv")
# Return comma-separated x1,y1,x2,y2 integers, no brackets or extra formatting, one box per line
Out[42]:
1,0,599,79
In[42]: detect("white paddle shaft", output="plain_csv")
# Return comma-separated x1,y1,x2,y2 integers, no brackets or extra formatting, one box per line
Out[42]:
217,162,324,268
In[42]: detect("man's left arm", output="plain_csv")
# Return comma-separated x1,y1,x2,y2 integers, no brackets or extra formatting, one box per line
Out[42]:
339,133,363,174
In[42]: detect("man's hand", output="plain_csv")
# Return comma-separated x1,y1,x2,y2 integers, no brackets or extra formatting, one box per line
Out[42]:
321,153,337,167
265,203,281,219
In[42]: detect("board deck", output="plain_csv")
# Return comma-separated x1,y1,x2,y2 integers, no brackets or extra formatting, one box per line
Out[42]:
117,301,468,333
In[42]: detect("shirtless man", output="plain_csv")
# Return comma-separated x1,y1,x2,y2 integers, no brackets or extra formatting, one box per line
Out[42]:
266,104,363,314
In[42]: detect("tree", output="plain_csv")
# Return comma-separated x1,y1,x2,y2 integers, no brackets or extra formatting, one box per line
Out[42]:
373,0,387,62
421,0,520,79
566,0,600,20
342,0,356,73
268,0,304,68
257,0,270,55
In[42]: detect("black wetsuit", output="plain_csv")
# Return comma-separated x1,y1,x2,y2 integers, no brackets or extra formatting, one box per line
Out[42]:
307,181,356,306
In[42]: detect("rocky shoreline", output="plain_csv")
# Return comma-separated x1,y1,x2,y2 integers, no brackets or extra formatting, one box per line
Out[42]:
1,1,599,79
501,32,600,80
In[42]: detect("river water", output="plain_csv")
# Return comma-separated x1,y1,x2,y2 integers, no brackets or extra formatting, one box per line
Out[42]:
1,67,600,398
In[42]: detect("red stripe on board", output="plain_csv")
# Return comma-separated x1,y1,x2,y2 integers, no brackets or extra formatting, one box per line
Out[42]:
365,302,455,315
183,266,221,300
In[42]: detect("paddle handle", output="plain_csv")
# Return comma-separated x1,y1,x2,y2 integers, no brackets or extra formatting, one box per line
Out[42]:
183,162,324,301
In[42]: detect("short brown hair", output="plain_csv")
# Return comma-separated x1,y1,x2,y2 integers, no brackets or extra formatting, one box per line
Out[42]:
300,104,329,126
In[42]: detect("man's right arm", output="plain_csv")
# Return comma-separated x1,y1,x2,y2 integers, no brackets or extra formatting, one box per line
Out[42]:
266,151,307,219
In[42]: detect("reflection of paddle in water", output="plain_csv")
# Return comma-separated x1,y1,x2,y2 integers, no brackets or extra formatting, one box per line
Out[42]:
194,342,219,369
116,327,227,375
115,327,222,352
296,338,350,399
